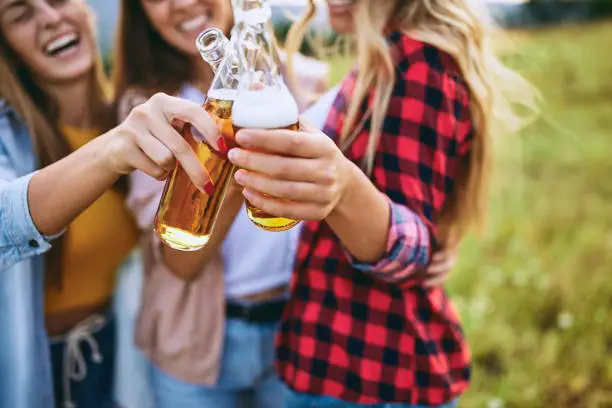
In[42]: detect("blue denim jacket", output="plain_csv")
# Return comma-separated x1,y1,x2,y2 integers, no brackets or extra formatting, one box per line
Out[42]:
0,100,148,408
0,99,58,408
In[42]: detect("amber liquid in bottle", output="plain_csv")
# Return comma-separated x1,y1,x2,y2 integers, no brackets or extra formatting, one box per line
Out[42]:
230,0,301,232
233,122,299,232
231,86,300,232
154,92,237,251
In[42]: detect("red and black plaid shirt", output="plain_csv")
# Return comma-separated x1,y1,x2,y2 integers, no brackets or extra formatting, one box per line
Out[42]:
276,33,473,405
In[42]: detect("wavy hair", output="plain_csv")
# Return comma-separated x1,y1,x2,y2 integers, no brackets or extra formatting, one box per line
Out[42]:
285,0,539,247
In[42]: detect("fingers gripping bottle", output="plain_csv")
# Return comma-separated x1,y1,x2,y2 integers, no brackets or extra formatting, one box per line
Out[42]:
154,28,240,251
231,0,301,232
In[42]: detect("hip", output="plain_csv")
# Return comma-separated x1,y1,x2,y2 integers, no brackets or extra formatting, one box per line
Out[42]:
49,312,116,408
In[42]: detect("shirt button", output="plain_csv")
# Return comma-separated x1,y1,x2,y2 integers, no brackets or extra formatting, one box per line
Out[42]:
28,239,39,248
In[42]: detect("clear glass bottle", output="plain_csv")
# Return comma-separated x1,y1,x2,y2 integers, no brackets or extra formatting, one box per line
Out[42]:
154,28,240,251
231,0,301,232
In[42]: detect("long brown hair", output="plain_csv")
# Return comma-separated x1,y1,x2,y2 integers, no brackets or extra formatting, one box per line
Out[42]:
0,9,114,285
286,0,539,248
113,0,196,99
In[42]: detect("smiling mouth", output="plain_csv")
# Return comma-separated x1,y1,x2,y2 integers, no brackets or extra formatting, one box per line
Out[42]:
177,14,210,34
44,32,81,57
327,0,356,14
327,0,356,5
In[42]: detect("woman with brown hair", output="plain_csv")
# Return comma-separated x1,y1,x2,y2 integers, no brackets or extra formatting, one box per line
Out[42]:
112,1,335,407
180,0,539,406
0,1,218,407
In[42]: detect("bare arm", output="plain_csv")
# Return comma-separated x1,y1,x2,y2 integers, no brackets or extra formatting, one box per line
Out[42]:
29,93,220,237
28,136,121,235
324,161,390,263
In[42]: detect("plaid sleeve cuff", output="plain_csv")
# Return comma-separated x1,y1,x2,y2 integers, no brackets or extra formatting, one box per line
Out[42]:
344,197,430,283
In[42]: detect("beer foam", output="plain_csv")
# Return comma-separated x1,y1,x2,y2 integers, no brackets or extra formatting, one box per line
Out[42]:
207,88,238,101
231,85,298,129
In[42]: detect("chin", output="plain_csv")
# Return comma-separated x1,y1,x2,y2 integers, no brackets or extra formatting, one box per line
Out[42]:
329,17,354,34
47,57,95,84
169,35,202,57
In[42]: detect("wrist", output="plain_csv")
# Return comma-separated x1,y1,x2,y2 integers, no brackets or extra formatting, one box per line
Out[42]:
328,157,360,223
92,131,122,174
90,132,124,180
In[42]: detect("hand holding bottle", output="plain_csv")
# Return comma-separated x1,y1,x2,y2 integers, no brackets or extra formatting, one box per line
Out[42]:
228,119,353,221
99,92,219,192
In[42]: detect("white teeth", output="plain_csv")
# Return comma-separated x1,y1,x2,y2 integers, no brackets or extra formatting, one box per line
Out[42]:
45,33,78,54
179,15,208,32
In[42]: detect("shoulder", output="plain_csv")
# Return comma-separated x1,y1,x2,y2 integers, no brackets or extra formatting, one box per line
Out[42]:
0,99,14,119
0,99,23,134
0,99,31,169
279,49,330,94
390,33,471,117
391,32,467,91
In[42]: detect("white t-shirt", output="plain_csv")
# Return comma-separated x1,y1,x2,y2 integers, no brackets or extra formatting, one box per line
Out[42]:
127,83,340,300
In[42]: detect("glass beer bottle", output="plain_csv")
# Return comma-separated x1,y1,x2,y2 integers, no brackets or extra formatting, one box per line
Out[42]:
154,28,240,251
231,0,301,232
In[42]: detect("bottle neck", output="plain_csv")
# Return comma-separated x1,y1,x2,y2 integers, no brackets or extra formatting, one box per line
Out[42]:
197,28,230,75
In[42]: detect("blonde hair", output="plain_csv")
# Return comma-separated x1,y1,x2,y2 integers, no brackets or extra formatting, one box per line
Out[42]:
285,0,539,247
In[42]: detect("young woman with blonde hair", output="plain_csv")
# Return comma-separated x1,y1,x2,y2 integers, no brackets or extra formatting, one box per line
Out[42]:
201,0,536,406
126,1,465,406
0,1,218,407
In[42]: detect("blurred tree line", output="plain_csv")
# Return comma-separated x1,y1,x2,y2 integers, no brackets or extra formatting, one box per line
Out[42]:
499,0,612,27
272,0,612,57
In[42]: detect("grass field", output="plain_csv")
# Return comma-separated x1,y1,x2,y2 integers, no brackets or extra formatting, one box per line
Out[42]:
328,21,612,407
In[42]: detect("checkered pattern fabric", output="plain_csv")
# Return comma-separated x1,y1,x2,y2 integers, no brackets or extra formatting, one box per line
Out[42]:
275,33,473,405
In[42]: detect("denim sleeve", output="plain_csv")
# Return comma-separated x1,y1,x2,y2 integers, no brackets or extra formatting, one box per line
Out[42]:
0,134,59,270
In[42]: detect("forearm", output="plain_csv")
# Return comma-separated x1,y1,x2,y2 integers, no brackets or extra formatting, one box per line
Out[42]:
326,161,390,264
162,183,244,279
326,160,431,284
28,135,120,236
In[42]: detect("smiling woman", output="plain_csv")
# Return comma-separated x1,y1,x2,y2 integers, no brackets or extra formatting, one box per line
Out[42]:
113,0,234,99
1,0,96,82
0,1,128,406
0,1,223,407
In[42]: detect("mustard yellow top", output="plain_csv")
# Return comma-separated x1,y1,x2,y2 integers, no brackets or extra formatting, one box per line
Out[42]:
44,126,139,315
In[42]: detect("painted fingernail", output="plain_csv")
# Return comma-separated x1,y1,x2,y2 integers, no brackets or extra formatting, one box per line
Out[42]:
217,137,228,155
203,180,215,196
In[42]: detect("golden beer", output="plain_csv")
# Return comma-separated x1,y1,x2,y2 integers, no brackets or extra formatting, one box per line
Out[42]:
231,85,300,232
154,91,237,251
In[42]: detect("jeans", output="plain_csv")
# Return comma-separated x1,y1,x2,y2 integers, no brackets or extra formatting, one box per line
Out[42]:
49,314,116,408
285,390,460,408
149,318,289,408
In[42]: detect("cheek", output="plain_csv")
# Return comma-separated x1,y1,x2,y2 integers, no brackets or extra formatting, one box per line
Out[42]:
142,5,172,39
218,5,233,33
72,10,96,51
4,25,42,68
